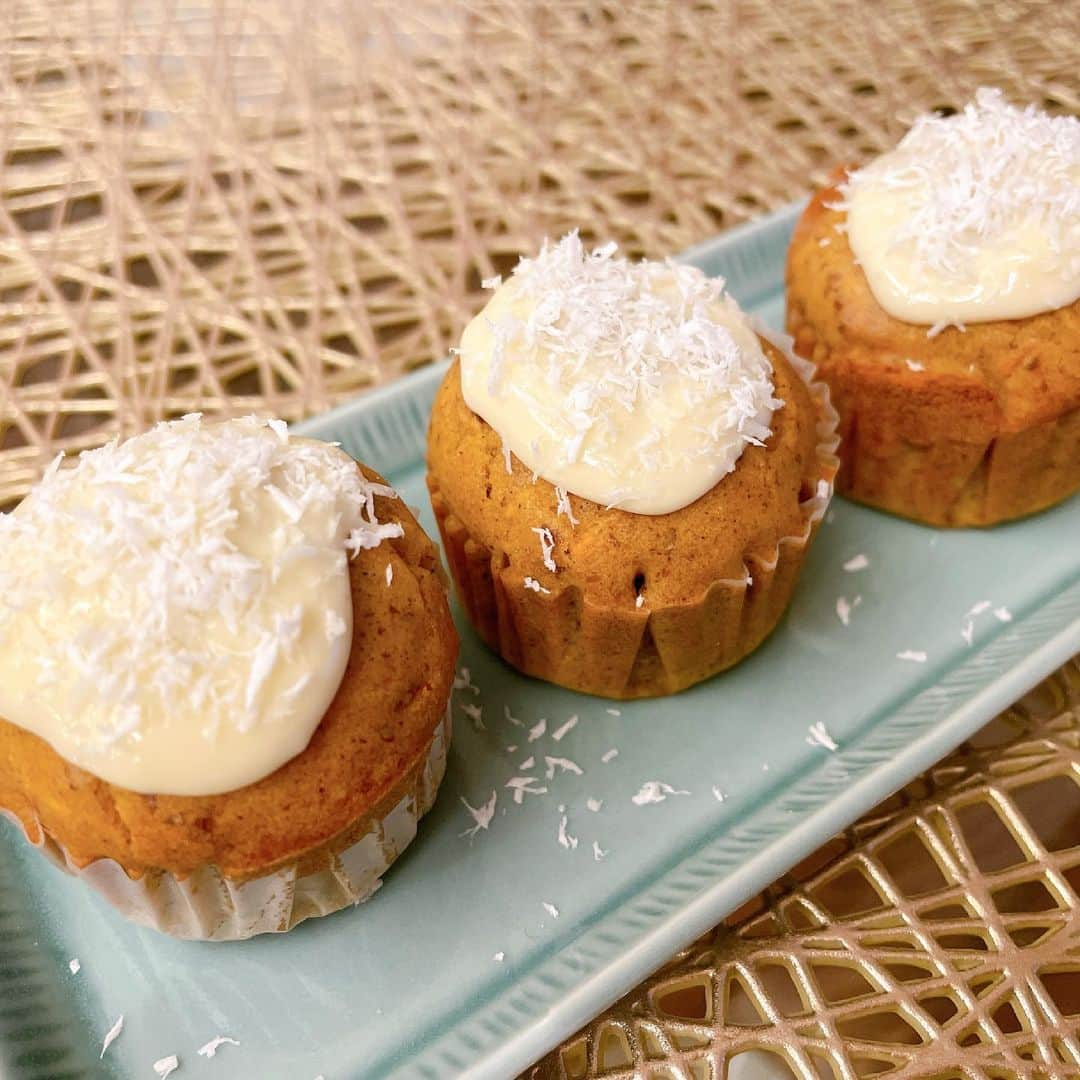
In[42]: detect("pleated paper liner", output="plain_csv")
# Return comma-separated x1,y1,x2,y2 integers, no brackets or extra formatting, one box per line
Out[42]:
431,332,840,700
1,706,450,942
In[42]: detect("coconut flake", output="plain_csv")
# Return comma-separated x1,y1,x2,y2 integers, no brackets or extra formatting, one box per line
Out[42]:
586,797,603,812
531,526,558,573
453,667,480,696
806,721,839,751
601,747,619,764
545,756,584,779
493,951,505,962
968,600,992,617
460,791,497,838
551,715,578,741
506,776,548,804
836,595,862,626
843,554,869,572
905,358,926,372
994,606,1013,622
461,702,484,730
961,619,975,646
605,708,621,716
542,901,560,920
897,649,928,663
100,1016,124,1059
632,781,689,805
528,718,547,742
712,786,726,803
68,958,81,975
197,1036,240,1059
592,841,607,861
153,1055,180,1079
524,576,550,594
554,486,579,526
557,813,579,850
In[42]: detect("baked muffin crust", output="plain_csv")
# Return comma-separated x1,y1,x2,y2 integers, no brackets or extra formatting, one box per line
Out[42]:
786,169,1080,526
0,466,458,882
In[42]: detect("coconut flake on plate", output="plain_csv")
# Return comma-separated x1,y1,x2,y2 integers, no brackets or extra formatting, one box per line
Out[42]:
100,1016,124,1059
631,781,689,805
551,715,578,741
460,792,497,838
806,721,838,751
545,756,583,779
197,1036,240,1059
153,1055,180,1079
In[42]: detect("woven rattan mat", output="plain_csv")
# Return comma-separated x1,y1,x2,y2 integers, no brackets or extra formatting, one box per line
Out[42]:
0,2,1076,1076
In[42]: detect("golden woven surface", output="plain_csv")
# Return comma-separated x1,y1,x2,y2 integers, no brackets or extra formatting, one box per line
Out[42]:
1,0,1079,507
534,661,1080,1080
0,2,1076,1076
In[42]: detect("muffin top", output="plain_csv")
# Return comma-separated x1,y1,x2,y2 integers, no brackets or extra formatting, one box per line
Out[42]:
0,416,406,796
430,343,829,608
457,233,782,514
838,88,1080,328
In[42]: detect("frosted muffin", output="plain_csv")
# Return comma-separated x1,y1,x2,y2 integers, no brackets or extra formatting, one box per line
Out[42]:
787,89,1080,526
427,234,839,699
0,416,457,940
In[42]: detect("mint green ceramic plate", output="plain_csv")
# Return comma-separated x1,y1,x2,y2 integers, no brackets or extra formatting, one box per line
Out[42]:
3,204,1078,1080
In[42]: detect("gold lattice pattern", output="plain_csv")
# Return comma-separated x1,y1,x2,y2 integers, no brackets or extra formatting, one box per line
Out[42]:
532,661,1080,1080
1,0,1078,506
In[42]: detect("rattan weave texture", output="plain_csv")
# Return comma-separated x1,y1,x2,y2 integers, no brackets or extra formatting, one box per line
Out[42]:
0,0,1077,507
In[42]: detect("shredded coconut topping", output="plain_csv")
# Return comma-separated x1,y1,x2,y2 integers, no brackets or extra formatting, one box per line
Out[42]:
841,88,1080,323
460,232,781,514
0,416,401,796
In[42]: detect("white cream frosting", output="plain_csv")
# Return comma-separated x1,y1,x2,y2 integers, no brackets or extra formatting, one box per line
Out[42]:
458,233,781,514
843,88,1080,327
0,416,403,796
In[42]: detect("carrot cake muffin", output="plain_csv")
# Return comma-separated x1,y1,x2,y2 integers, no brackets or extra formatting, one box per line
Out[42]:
787,89,1080,526
0,416,457,940
427,234,839,699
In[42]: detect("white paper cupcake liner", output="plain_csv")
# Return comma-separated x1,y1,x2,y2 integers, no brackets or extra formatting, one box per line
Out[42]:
2,704,450,942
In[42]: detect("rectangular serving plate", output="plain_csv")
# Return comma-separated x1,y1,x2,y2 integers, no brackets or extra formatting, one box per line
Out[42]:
2,202,1078,1080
